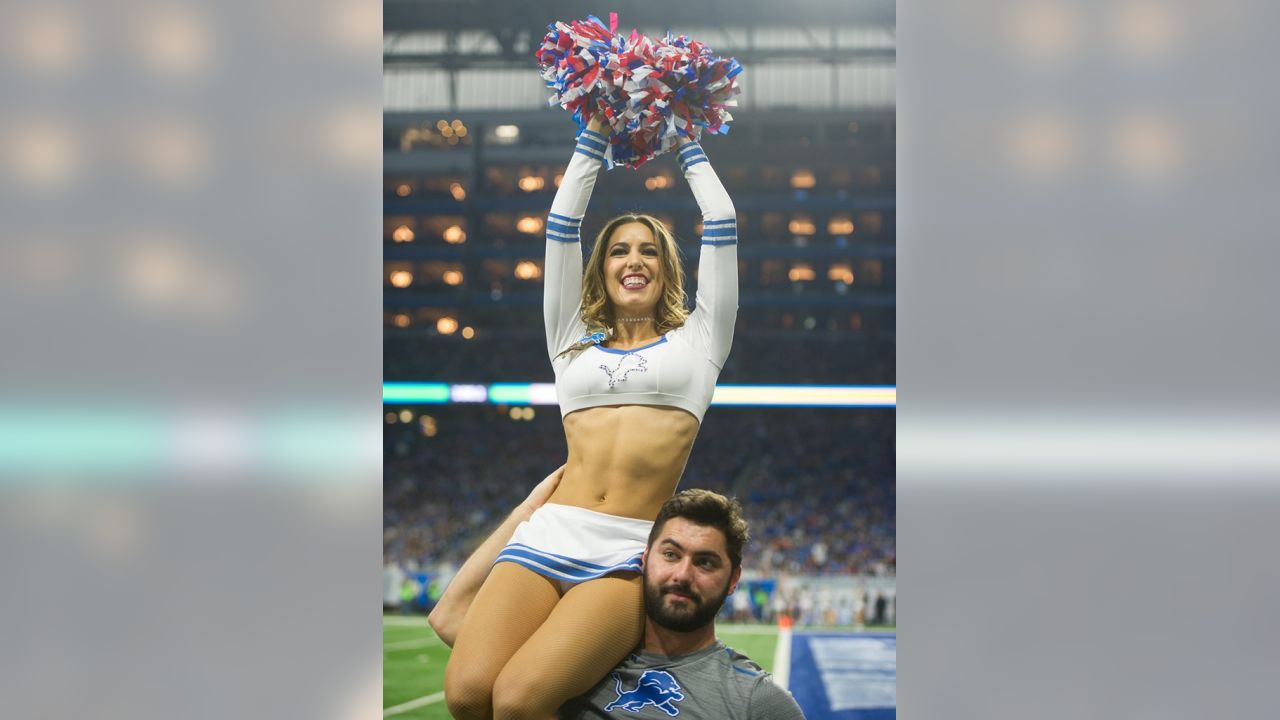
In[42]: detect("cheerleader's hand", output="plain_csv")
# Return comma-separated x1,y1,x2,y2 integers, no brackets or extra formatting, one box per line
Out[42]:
519,464,565,515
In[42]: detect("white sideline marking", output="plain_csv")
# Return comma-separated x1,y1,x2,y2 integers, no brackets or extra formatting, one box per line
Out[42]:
717,624,785,635
382,615,431,627
772,624,792,689
384,637,441,652
384,691,445,717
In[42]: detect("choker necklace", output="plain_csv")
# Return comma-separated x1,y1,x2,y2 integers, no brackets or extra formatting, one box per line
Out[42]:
616,316,654,323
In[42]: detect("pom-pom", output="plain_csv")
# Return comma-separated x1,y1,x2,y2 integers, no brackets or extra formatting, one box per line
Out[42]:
537,16,742,169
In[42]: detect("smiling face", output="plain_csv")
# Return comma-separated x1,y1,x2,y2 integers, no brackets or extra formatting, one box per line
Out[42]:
642,516,742,633
602,221,665,317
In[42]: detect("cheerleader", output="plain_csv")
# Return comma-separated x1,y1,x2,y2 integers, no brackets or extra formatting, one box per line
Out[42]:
444,113,739,719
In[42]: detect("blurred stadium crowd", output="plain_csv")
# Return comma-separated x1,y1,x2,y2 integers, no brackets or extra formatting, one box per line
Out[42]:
384,407,894,581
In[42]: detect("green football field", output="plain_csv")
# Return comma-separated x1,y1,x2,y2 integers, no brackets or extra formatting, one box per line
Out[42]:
382,614,785,718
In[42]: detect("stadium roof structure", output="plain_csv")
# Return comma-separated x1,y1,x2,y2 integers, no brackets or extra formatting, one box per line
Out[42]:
384,0,895,70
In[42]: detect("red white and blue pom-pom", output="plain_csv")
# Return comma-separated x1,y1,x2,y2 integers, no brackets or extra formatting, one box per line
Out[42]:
536,14,743,169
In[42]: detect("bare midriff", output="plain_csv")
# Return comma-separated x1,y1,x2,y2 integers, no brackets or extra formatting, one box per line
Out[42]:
550,404,701,521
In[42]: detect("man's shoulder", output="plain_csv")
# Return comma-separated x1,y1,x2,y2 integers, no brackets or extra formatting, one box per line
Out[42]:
718,644,806,719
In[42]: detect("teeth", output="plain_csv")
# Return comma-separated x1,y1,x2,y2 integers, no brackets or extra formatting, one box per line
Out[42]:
623,276,647,289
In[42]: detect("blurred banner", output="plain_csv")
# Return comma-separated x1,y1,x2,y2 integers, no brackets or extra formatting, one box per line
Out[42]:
898,0,1280,718
0,0,382,718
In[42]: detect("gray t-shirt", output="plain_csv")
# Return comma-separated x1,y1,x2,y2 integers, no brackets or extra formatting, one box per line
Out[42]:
558,640,805,719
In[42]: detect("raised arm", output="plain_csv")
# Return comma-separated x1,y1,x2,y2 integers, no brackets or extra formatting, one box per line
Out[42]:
677,136,738,367
427,466,565,647
544,116,608,360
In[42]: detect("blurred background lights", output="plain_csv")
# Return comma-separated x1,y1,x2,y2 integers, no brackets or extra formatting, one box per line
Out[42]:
828,263,855,284
419,415,438,437
449,182,466,200
790,169,816,189
8,119,80,191
398,409,413,423
395,183,411,197
389,270,413,288
123,242,187,307
1009,113,1077,177
788,217,816,235
516,216,544,234
12,8,84,74
392,225,415,243
789,263,817,282
1111,0,1182,58
326,0,381,53
494,124,520,142
442,225,466,244
644,175,671,190
461,326,475,339
137,8,212,76
392,313,410,328
828,216,855,235
518,175,545,192
1011,1,1079,61
385,412,397,424
1111,114,1182,180
436,316,458,335
442,270,463,286
136,120,207,184
324,108,381,170
514,260,541,280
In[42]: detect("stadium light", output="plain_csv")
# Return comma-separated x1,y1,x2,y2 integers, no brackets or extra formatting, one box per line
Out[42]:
514,260,540,280
392,225,415,242
789,217,816,235
436,316,458,335
790,170,816,189
789,264,816,282
494,124,520,141
442,225,466,244
516,216,543,234
827,217,855,236
389,270,413,288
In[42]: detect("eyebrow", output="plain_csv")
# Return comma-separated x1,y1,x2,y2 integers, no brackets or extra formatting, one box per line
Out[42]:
658,539,724,562
609,240,658,249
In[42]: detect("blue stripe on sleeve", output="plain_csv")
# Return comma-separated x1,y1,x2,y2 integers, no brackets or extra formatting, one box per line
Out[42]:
574,146,604,161
577,135,607,153
701,226,737,238
546,219,580,235
547,212,582,226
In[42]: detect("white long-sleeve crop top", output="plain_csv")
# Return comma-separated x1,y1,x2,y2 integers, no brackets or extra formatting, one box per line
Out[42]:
544,129,738,423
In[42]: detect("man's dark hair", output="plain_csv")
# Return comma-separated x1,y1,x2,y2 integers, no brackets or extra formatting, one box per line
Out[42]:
647,489,750,570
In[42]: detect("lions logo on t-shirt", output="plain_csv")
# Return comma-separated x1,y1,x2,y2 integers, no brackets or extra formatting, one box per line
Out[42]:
603,669,685,716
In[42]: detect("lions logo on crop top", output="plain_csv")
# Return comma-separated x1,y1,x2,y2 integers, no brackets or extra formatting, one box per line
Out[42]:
599,352,648,388
603,670,685,716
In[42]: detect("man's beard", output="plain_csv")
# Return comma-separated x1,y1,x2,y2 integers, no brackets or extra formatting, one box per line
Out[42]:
643,569,732,633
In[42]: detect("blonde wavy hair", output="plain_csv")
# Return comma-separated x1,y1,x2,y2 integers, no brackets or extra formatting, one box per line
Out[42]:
558,214,689,357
